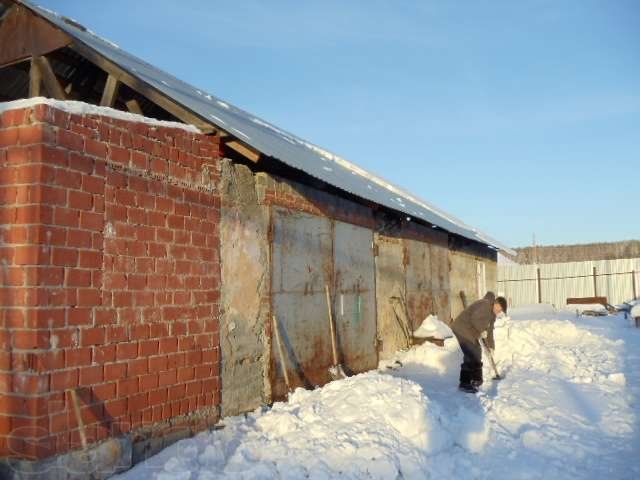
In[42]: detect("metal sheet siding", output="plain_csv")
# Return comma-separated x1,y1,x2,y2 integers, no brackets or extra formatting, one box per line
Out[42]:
271,208,334,398
333,221,377,373
499,258,640,307
18,0,512,254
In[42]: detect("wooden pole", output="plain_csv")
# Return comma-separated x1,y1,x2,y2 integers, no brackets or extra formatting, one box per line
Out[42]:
325,285,339,367
69,388,88,450
537,267,542,304
272,315,291,392
100,74,120,107
29,57,42,97
35,56,67,100
632,270,637,300
593,266,598,297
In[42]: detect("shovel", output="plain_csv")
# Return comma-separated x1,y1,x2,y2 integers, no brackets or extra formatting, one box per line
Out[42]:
325,284,346,380
272,315,292,394
481,338,502,380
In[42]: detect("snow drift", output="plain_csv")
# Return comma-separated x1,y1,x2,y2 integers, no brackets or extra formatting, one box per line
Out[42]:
117,307,640,479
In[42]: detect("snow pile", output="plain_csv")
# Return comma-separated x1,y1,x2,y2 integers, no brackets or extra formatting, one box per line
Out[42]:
413,314,453,339
0,98,201,133
121,373,449,479
563,303,608,315
117,308,640,480
631,304,640,318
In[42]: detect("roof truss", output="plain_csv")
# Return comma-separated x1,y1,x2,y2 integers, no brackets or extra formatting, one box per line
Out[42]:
0,0,262,163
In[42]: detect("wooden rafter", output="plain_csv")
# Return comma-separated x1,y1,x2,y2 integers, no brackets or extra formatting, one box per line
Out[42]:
68,44,263,162
225,140,261,163
99,74,120,107
28,56,42,97
35,55,66,100
69,41,216,134
125,99,143,115
3,1,264,163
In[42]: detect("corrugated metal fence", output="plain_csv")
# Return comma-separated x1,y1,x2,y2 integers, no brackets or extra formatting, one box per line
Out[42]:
498,258,640,307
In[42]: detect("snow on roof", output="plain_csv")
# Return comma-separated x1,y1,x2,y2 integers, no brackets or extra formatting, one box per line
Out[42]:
15,0,515,256
0,97,202,133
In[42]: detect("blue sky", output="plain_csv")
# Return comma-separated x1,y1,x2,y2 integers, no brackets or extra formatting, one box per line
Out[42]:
38,0,640,247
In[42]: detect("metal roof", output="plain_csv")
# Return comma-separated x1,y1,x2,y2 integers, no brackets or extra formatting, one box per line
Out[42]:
17,0,514,255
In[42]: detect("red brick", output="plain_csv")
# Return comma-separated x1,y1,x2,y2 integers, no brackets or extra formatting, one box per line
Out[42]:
109,145,130,164
106,326,127,343
79,365,103,385
91,382,117,402
66,269,91,287
79,211,103,231
81,327,105,346
68,191,93,211
139,373,158,391
68,308,91,325
11,373,50,394
37,185,67,206
104,363,127,382
57,130,84,152
68,152,95,175
14,246,48,266
50,369,78,391
158,370,177,387
15,204,53,224
127,274,146,290
148,388,167,406
0,127,18,147
85,139,108,158
65,348,92,367
127,392,147,413
78,250,102,268
104,398,126,418
54,207,79,228
116,343,137,361
117,377,138,397
12,330,50,349
77,288,101,306
66,230,93,249
127,358,147,376
51,248,78,267
158,337,178,354
93,344,116,364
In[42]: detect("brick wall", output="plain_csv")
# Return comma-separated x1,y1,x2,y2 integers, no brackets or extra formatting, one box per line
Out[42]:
0,103,221,463
256,172,376,229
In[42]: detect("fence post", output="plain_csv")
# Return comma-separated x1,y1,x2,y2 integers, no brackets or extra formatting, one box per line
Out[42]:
537,267,542,304
633,270,638,300
593,266,597,297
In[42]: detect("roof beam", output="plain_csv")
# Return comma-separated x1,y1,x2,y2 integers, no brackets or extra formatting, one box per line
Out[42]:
99,74,120,107
0,3,71,68
35,55,67,100
69,41,263,163
225,140,261,163
125,99,143,115
28,56,42,97
69,41,216,134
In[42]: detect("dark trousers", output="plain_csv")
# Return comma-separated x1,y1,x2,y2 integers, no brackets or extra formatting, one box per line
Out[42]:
453,332,483,387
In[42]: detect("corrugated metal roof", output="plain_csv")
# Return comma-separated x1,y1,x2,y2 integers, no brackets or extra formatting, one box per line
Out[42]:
17,0,514,255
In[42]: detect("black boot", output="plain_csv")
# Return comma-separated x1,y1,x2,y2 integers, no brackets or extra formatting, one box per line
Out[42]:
459,366,477,393
470,364,483,389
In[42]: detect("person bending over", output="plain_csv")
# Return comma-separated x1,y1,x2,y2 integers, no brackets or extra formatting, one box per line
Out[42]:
451,292,507,393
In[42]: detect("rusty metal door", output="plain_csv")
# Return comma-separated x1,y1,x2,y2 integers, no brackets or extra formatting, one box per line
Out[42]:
431,244,451,323
405,239,434,331
333,221,377,374
374,234,407,360
271,207,333,399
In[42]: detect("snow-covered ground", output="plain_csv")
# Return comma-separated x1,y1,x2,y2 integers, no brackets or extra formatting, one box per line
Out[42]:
117,306,640,479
